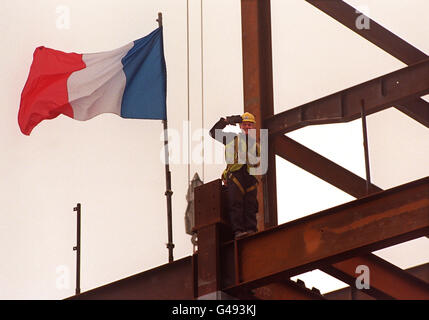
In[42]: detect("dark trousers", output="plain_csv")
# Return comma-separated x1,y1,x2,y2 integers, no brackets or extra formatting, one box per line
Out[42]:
226,166,258,233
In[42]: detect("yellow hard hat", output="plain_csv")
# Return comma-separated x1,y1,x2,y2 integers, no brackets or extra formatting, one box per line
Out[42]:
241,112,256,123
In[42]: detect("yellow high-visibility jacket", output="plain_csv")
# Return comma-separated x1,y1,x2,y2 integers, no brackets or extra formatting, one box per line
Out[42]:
222,135,260,180
208,117,261,180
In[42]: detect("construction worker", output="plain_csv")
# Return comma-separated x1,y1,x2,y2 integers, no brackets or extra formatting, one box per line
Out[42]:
209,112,260,239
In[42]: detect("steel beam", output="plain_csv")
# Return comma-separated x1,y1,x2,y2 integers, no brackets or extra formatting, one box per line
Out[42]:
273,136,429,299
305,0,429,128
253,280,326,300
273,134,382,198
241,0,277,229
321,253,429,300
408,262,429,284
194,179,330,300
68,256,196,300
396,98,429,128
194,180,232,297
223,177,429,294
265,59,429,136
305,0,427,64
325,262,429,300
197,225,222,297
325,286,374,300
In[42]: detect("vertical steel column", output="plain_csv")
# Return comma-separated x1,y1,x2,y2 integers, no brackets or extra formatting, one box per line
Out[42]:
73,203,81,295
241,0,277,229
194,180,229,298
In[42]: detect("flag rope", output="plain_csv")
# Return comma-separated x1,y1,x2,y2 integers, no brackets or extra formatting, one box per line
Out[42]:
186,0,191,187
200,0,205,182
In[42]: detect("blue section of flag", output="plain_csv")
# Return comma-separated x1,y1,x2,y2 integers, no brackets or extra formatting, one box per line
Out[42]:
121,27,167,120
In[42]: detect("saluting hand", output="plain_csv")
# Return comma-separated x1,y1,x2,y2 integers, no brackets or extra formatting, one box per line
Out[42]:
226,115,242,125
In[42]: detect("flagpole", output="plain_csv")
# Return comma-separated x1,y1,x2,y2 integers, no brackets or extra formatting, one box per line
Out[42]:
73,203,81,295
157,12,174,263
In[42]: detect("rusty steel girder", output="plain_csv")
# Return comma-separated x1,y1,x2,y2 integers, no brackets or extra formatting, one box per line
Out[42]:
305,0,427,64
223,177,429,294
395,98,429,129
68,256,196,300
265,59,429,136
321,253,429,300
305,0,429,128
194,180,330,300
252,280,325,300
241,0,274,119
194,180,229,297
241,0,278,229
272,134,383,198
325,263,429,300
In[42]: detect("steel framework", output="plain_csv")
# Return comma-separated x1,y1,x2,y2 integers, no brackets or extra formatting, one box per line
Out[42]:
69,0,429,300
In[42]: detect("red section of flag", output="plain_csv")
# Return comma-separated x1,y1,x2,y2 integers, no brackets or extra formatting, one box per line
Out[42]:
18,46,86,135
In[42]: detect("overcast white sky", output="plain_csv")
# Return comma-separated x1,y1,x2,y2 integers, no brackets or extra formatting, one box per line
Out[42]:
1,0,428,299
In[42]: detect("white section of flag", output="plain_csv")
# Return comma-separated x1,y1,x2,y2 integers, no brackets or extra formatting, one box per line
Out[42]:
67,42,134,121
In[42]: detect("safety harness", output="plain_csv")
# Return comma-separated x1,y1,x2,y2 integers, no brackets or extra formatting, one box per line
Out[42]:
222,135,260,194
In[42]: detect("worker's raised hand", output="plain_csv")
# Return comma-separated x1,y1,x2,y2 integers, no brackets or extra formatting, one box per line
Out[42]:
226,115,242,125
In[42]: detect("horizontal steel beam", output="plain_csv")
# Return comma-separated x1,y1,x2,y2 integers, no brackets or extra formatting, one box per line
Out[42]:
265,59,429,135
407,262,429,284
223,177,429,293
305,0,429,128
68,256,196,300
253,280,325,300
273,135,382,198
324,262,429,300
321,254,429,300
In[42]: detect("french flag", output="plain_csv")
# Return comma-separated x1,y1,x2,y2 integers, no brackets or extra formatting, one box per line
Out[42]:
18,27,166,136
